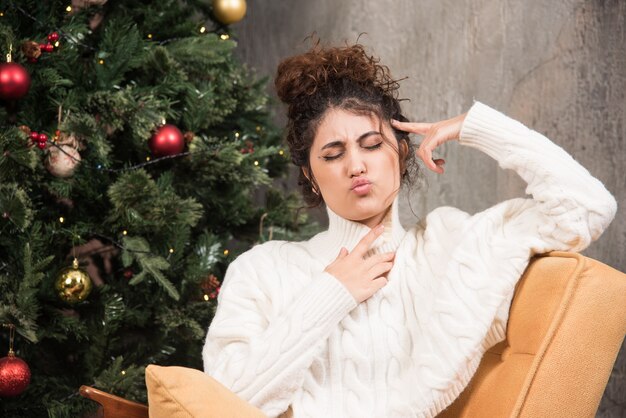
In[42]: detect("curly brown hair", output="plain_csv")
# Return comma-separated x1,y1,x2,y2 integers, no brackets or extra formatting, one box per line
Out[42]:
274,39,418,208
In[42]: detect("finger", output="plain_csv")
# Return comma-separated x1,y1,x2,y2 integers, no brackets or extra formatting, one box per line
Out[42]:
416,139,435,172
368,261,394,278
391,119,432,135
425,147,437,172
428,149,444,174
353,225,385,257
415,141,428,166
434,158,445,174
371,276,389,291
419,137,442,173
335,247,348,260
427,156,443,174
364,251,395,268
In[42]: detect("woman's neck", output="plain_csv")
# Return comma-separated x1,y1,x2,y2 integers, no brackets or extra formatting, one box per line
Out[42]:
358,204,393,229
310,194,406,262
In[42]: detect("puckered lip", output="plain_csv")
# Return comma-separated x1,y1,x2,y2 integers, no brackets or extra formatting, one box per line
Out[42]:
350,177,371,190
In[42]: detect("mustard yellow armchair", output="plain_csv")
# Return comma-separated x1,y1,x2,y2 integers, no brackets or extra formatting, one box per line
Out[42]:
80,251,626,418
438,250,626,417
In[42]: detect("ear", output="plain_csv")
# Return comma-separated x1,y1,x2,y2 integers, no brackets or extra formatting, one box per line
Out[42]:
399,140,409,173
399,140,409,158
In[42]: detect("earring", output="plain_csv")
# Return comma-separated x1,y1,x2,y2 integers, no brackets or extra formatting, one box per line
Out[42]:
311,186,320,196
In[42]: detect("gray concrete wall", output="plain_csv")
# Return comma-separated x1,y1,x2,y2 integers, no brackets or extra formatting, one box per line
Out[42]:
232,1,626,415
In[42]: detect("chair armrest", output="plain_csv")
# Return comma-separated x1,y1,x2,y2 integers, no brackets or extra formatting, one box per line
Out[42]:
79,385,149,418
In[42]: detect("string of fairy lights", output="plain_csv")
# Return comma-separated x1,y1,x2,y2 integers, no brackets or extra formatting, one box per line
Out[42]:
5,0,234,49
1,1,283,271
0,0,255,407
3,0,280,172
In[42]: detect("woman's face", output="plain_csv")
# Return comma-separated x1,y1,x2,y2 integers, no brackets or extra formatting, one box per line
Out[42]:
307,108,402,227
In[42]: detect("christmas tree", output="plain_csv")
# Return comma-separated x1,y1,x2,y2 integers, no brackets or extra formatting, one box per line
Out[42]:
0,1,314,416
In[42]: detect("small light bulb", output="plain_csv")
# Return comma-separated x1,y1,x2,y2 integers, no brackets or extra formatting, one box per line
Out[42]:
66,5,72,12
122,230,128,236
146,156,151,161
147,33,153,39
199,26,206,33
59,217,64,223
254,160,259,166
54,41,60,47
256,126,261,131
98,59,104,65
234,132,240,138
203,294,209,301
161,118,167,125
121,370,126,376
169,248,174,254
220,34,229,40
223,249,229,256
279,149,284,155
0,12,5,17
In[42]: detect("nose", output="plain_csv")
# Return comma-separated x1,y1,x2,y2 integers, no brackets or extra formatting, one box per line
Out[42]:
348,154,366,177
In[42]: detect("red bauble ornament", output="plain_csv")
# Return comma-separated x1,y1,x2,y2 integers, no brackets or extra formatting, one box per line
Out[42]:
38,133,48,143
240,140,254,154
0,353,31,397
48,32,60,42
148,124,185,157
0,62,31,100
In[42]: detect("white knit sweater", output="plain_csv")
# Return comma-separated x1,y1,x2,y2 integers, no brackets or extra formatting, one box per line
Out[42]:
202,101,617,418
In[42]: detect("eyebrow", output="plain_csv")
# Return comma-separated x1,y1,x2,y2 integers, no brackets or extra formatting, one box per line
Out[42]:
320,131,381,150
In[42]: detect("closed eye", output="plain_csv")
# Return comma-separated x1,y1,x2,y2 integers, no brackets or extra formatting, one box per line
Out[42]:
322,154,342,161
365,142,383,150
322,142,383,161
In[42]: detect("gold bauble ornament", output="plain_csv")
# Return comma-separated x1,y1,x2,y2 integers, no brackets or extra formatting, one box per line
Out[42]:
55,258,93,305
212,0,247,25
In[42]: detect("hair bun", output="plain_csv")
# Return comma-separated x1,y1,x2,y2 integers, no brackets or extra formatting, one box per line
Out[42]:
274,41,400,106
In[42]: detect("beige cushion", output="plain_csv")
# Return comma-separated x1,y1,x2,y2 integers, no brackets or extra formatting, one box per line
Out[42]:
145,365,267,418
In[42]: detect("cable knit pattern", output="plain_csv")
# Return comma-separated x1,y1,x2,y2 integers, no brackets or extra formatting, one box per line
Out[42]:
202,101,618,418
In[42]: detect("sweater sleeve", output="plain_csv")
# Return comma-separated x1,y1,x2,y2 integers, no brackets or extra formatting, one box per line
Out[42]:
458,101,617,255
202,247,358,417
456,100,618,347
389,102,618,413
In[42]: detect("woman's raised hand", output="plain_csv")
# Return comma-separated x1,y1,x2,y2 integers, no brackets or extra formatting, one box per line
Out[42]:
391,111,468,175
324,225,395,304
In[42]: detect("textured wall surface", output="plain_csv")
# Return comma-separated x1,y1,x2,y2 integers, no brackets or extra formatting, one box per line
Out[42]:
232,0,625,415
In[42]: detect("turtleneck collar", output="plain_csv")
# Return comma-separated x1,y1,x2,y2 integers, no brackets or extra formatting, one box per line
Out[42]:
307,194,407,263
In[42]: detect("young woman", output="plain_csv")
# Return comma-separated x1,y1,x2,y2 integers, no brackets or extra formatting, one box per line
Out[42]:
202,42,617,418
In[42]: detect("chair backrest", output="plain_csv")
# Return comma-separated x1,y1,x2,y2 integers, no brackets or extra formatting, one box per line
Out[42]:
438,251,626,418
